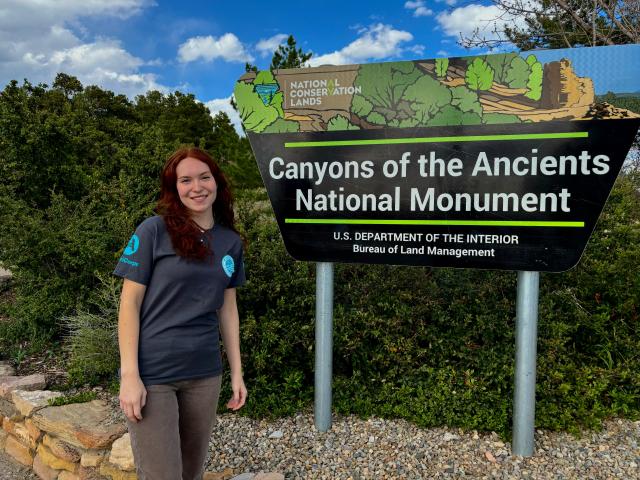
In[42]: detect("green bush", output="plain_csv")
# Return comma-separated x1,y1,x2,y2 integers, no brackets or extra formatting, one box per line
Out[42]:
63,275,121,386
0,76,258,352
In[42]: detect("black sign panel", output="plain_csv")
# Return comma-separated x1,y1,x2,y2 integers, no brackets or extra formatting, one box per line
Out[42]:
249,119,639,271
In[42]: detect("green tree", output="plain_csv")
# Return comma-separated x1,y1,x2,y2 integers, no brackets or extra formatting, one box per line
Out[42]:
270,35,312,70
351,62,423,127
465,58,495,91
462,0,639,49
525,55,544,100
505,56,531,89
435,58,449,78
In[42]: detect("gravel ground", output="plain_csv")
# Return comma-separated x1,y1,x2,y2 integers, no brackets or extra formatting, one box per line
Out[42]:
1,411,638,479
206,414,640,479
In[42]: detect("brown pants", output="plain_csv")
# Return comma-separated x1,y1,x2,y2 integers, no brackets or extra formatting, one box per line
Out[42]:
127,375,222,480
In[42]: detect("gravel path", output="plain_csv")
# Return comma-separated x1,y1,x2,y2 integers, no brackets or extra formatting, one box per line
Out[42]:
206,414,640,479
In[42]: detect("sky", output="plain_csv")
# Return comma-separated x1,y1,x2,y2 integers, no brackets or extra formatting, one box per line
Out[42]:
1,0,636,133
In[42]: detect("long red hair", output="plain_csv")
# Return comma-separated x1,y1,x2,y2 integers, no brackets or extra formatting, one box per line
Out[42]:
156,147,238,260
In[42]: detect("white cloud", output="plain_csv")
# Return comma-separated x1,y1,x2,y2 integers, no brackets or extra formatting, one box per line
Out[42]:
309,24,413,66
436,3,527,43
205,97,243,134
0,0,166,97
178,34,254,63
256,34,288,57
404,1,434,17
408,44,426,56
437,50,449,56
22,39,165,95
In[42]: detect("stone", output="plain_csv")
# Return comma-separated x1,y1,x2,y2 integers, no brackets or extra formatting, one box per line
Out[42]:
59,472,82,480
5,419,37,449
485,451,497,463
229,474,255,480
33,453,61,480
443,432,459,441
109,433,135,471
32,400,127,449
99,462,138,480
0,428,7,449
77,465,106,480
268,430,283,439
37,443,78,472
5,434,34,466
0,362,16,376
42,434,82,463
204,467,235,480
2,415,16,433
81,449,108,467
0,397,22,420
0,374,47,398
12,389,63,416
254,473,285,480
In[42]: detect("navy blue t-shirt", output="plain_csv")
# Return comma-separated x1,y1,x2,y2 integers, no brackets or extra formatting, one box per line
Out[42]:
113,216,246,386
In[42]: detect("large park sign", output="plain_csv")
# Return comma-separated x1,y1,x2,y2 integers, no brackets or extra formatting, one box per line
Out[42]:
235,45,640,272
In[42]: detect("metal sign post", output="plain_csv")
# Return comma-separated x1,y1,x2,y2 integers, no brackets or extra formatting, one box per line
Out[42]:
512,270,540,456
314,262,334,432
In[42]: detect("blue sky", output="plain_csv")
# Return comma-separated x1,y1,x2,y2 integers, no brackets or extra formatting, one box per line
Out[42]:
1,1,636,131
1,0,519,128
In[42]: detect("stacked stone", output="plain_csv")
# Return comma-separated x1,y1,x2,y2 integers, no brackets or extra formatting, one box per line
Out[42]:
0,362,135,480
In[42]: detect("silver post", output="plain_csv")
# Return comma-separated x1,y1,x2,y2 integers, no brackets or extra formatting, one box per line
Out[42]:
512,270,540,456
314,262,334,432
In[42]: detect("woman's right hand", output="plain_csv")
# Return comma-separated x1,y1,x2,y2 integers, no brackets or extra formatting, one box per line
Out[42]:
119,374,147,423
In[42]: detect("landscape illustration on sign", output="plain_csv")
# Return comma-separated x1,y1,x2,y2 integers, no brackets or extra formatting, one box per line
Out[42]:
235,49,639,134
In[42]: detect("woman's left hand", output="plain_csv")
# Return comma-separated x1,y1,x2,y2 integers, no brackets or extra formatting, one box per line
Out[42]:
227,373,247,411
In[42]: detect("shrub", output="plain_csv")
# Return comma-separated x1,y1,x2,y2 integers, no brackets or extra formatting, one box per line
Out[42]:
63,275,121,386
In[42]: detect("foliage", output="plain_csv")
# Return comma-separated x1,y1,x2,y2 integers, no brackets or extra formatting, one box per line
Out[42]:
484,53,518,84
505,56,531,90
62,275,121,386
48,391,98,406
461,0,639,49
435,58,449,78
327,115,360,131
525,57,543,100
270,35,313,71
262,118,300,133
465,58,495,91
351,62,422,127
0,75,258,344
451,86,482,115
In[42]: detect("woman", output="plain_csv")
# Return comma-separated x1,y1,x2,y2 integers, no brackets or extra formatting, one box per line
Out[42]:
114,147,247,480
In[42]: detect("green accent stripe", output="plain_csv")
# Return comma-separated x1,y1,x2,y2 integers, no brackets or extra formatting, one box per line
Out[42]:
284,132,588,148
285,219,584,227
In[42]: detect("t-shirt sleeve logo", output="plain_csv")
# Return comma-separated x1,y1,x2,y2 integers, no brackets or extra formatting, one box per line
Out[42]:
222,255,235,277
124,234,140,256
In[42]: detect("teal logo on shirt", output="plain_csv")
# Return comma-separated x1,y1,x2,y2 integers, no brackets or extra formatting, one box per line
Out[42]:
222,255,235,277
124,235,139,255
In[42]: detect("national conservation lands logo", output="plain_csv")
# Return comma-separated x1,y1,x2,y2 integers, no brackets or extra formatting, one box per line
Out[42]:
235,45,640,271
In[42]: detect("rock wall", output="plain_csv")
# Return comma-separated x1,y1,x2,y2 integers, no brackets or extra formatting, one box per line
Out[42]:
0,364,135,480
